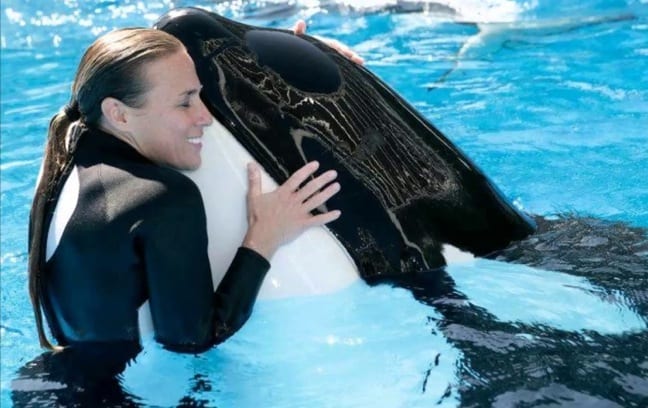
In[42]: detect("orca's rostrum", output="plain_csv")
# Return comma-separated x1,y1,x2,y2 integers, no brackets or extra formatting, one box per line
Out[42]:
155,8,536,280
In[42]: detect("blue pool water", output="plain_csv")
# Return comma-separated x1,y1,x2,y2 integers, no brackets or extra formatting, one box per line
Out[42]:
1,0,647,406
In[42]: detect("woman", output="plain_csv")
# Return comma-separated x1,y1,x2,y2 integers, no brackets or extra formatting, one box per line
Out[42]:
28,27,344,356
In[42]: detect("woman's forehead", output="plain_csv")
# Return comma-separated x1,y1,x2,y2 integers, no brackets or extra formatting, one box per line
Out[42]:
142,50,200,94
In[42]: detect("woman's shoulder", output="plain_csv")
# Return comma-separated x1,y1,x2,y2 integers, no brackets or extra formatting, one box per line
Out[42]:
77,128,202,199
93,160,205,217
124,166,208,236
129,164,203,208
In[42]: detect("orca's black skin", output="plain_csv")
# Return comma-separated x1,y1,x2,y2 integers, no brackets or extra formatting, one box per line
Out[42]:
155,8,536,278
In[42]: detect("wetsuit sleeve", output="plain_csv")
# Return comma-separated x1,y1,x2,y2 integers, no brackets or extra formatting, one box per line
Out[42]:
212,246,270,343
142,177,270,352
142,186,215,352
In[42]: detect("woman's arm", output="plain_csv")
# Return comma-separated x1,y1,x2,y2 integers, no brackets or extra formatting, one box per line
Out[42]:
146,162,340,351
210,161,341,343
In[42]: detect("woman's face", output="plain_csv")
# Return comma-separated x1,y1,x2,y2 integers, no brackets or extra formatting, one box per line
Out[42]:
126,49,213,170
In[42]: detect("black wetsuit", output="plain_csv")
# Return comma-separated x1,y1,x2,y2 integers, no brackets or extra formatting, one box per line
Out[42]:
39,126,270,354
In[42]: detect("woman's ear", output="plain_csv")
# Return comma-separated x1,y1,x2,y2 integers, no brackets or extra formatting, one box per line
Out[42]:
100,97,130,131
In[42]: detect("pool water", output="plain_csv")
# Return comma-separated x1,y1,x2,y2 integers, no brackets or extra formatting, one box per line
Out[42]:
1,0,647,406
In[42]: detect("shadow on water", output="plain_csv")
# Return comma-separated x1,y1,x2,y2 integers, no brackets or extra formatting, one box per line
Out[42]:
11,343,143,407
11,345,214,407
11,215,647,407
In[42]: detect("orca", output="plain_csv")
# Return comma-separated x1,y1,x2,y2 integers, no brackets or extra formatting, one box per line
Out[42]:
153,6,536,284
142,7,541,333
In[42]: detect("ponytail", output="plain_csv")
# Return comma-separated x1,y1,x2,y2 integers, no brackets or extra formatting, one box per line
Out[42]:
28,104,81,351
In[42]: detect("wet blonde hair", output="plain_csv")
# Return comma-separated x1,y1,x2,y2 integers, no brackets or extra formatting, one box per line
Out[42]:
28,28,184,350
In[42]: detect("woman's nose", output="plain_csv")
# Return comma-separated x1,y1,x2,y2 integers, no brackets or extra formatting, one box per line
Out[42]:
195,101,213,126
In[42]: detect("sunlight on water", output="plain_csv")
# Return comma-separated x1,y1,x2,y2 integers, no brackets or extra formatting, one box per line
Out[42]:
450,259,646,334
123,283,461,407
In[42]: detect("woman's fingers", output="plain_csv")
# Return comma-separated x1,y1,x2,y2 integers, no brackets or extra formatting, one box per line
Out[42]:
315,36,365,65
292,19,307,35
302,181,341,213
247,162,262,199
243,161,341,259
293,21,364,65
284,161,320,192
296,169,337,201
303,209,342,228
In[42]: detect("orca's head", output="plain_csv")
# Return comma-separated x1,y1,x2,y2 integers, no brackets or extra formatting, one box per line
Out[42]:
155,8,236,45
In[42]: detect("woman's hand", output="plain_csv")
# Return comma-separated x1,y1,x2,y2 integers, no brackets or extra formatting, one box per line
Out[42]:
243,161,341,259
292,20,365,65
